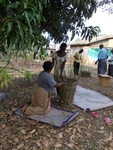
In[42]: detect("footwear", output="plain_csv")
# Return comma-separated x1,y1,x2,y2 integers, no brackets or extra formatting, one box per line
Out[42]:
91,112,99,118
85,108,91,112
104,117,111,125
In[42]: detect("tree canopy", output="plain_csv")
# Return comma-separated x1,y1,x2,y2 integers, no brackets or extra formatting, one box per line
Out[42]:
98,0,113,13
0,0,111,51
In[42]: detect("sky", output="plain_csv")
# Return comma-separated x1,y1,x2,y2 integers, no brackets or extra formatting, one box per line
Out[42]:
51,8,113,49
85,8,113,35
68,8,113,44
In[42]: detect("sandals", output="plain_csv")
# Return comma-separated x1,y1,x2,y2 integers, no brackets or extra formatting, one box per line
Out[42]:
91,112,112,126
91,112,99,118
104,117,112,125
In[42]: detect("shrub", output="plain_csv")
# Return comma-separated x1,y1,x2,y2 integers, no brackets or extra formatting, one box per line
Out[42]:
0,67,12,89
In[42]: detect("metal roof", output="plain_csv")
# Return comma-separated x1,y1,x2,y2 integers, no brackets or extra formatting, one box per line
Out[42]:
70,35,113,46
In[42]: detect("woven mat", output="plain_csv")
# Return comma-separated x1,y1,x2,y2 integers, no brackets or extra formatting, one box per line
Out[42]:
13,105,79,127
73,85,113,111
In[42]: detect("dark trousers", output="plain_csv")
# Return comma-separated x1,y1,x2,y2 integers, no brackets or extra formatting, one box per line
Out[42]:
108,64,113,76
73,62,80,75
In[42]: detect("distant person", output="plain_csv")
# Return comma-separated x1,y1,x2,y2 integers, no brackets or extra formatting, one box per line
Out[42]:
95,44,108,76
51,43,68,80
73,49,83,77
21,61,64,116
108,48,113,77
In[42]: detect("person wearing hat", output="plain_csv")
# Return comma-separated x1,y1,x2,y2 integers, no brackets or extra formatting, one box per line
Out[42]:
95,44,108,76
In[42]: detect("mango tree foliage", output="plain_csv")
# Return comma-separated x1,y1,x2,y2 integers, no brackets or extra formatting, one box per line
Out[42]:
41,0,101,42
0,0,103,52
0,0,49,51
98,0,113,6
98,0,113,14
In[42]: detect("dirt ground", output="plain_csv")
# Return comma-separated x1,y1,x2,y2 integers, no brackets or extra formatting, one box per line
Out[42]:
0,59,113,150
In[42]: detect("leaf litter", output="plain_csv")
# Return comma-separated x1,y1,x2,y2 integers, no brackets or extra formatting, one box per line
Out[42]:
0,59,113,149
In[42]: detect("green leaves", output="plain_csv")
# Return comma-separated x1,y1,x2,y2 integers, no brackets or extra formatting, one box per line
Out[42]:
81,26,101,42
0,0,49,50
23,69,32,83
40,0,99,43
0,67,12,89
0,0,108,52
38,47,48,60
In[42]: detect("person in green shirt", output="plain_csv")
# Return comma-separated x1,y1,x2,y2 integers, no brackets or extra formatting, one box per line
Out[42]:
73,49,83,77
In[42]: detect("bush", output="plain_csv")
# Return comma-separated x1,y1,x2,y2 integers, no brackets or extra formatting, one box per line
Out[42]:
0,67,12,89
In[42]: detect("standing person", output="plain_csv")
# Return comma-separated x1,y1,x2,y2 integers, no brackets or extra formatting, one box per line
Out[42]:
21,61,64,116
108,49,113,77
51,43,68,80
73,49,83,77
95,44,108,76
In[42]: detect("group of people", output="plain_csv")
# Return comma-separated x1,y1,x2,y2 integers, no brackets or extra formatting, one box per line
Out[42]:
21,43,68,116
95,44,113,77
21,42,83,116
21,42,113,116
51,43,84,80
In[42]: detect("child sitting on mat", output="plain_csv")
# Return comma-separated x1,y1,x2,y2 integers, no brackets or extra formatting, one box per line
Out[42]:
21,61,64,115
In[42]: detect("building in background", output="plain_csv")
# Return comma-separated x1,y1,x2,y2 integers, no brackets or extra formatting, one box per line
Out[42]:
67,35,113,76
69,35,113,63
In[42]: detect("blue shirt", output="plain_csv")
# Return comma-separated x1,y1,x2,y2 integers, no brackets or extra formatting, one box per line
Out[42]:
37,71,57,92
98,48,108,61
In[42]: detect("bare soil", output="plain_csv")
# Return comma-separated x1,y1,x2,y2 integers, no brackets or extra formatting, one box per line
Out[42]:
0,59,113,150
